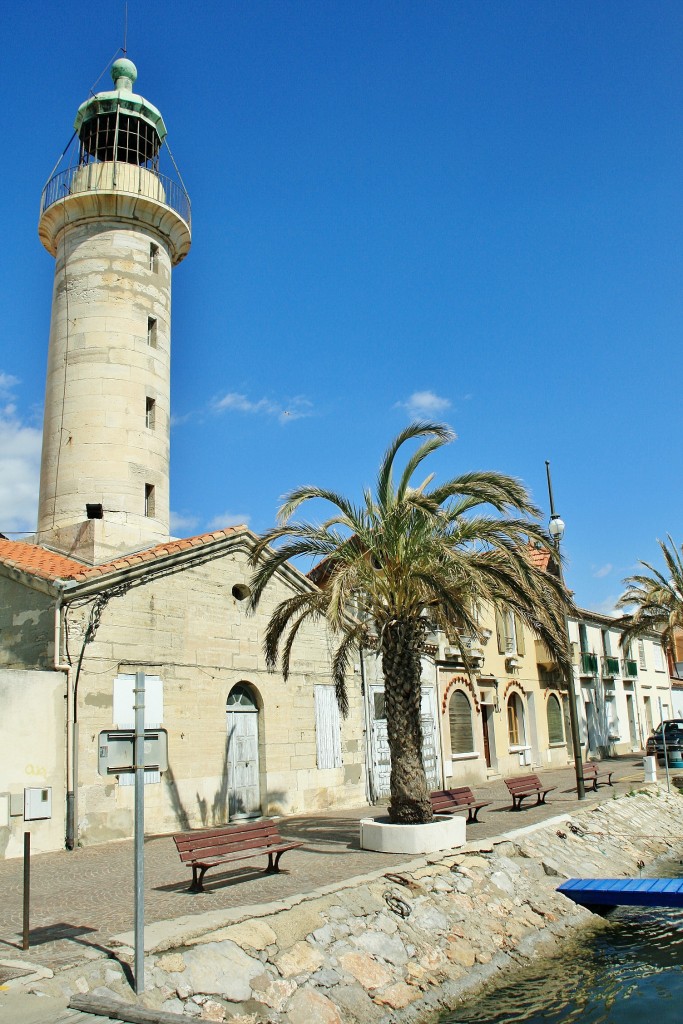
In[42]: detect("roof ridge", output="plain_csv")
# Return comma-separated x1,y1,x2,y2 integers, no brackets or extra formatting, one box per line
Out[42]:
0,526,247,584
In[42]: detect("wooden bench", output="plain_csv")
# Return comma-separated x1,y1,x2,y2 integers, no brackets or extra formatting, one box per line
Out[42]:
582,762,614,791
430,787,491,824
173,819,303,893
504,773,556,811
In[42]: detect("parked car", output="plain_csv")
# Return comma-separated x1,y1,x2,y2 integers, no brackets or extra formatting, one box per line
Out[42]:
645,719,683,763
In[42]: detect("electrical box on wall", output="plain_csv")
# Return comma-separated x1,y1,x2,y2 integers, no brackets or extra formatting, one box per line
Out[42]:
24,787,52,821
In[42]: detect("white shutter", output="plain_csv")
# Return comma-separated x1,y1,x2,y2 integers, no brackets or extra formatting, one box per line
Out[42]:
314,686,342,769
653,644,665,672
638,640,646,670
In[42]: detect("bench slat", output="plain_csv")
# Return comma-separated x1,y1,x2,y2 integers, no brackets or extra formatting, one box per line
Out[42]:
177,835,287,863
191,842,300,868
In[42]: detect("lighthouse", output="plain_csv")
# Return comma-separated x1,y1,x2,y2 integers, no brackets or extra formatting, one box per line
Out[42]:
36,58,191,563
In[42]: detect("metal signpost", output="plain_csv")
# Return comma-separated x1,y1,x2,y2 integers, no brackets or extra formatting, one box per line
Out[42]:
134,670,145,994
545,462,585,800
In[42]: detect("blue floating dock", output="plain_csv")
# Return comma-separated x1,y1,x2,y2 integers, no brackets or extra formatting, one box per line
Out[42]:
558,877,683,909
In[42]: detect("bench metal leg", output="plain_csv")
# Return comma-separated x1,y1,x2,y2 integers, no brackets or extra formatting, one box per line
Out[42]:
265,851,283,874
188,865,209,894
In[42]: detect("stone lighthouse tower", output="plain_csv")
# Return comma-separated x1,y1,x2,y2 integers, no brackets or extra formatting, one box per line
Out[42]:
36,58,191,563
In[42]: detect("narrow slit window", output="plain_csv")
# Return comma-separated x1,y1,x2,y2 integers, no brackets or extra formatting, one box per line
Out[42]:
145,397,156,429
144,484,155,518
149,243,159,273
147,316,157,347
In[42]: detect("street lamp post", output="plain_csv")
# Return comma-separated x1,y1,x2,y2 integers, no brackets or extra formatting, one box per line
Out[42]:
545,461,585,800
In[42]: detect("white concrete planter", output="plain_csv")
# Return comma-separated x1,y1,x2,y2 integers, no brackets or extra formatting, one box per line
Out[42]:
359,813,466,855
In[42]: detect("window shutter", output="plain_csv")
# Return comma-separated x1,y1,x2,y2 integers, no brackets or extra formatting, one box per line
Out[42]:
495,608,506,654
314,686,342,769
638,639,646,670
448,691,474,754
515,616,525,656
546,694,564,743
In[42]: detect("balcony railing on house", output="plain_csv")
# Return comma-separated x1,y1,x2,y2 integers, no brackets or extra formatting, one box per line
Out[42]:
623,659,638,678
602,656,621,677
580,651,598,676
40,164,191,227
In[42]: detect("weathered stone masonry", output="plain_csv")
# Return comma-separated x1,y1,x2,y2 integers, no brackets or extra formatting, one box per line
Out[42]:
24,789,683,1022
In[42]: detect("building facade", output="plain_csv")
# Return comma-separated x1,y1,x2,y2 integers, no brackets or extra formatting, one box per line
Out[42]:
568,609,674,755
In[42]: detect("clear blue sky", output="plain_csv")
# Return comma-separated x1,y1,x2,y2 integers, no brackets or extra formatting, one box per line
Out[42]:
1,0,681,614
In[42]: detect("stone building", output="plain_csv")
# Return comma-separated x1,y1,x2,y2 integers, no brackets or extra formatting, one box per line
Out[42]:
0,530,366,858
0,59,364,859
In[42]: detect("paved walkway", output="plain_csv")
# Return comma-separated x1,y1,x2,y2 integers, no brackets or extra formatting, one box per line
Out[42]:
0,756,658,975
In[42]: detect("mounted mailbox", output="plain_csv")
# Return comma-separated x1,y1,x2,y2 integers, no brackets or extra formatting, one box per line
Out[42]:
98,729,168,776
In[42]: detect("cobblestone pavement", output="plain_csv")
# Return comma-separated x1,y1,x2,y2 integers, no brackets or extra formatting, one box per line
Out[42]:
0,755,658,973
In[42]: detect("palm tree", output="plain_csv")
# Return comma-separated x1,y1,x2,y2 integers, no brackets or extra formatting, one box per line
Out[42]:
249,422,572,825
618,536,683,662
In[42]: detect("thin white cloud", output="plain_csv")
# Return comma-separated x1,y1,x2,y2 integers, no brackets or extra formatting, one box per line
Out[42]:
212,392,313,424
207,511,251,530
0,376,42,534
593,563,613,579
396,390,452,418
594,595,622,618
169,510,200,535
0,372,20,397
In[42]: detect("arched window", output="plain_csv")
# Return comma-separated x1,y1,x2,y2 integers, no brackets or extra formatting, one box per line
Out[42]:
546,693,564,744
227,683,258,711
449,690,474,754
507,693,525,747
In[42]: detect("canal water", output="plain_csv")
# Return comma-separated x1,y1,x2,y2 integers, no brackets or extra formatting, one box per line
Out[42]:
441,858,683,1024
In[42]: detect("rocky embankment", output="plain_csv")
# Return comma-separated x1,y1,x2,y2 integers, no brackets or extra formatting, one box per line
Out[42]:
25,789,683,1023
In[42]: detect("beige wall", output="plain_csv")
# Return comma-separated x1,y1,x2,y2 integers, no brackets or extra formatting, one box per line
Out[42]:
0,670,66,858
438,609,573,787
0,575,54,669
64,546,366,846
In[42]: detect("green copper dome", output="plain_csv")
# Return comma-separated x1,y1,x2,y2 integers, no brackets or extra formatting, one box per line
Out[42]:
111,57,138,85
74,58,167,154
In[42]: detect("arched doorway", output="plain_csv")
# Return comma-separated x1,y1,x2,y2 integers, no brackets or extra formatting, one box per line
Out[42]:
226,683,261,818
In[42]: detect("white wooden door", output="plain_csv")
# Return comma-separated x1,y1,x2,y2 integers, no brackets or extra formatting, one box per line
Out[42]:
226,685,261,818
369,684,440,800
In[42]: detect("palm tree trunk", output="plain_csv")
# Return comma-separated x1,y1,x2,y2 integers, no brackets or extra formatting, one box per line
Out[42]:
381,620,433,824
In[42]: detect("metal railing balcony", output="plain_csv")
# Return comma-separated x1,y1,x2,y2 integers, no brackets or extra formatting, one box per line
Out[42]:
40,163,191,228
623,659,638,678
602,656,621,677
580,651,598,675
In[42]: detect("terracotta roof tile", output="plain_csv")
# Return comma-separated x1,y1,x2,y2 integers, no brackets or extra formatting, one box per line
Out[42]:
0,526,245,586
527,543,552,571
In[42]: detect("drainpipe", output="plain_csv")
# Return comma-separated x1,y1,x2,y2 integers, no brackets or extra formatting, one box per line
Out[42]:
53,592,75,849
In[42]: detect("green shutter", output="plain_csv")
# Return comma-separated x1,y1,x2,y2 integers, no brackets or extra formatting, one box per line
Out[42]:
546,694,564,744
